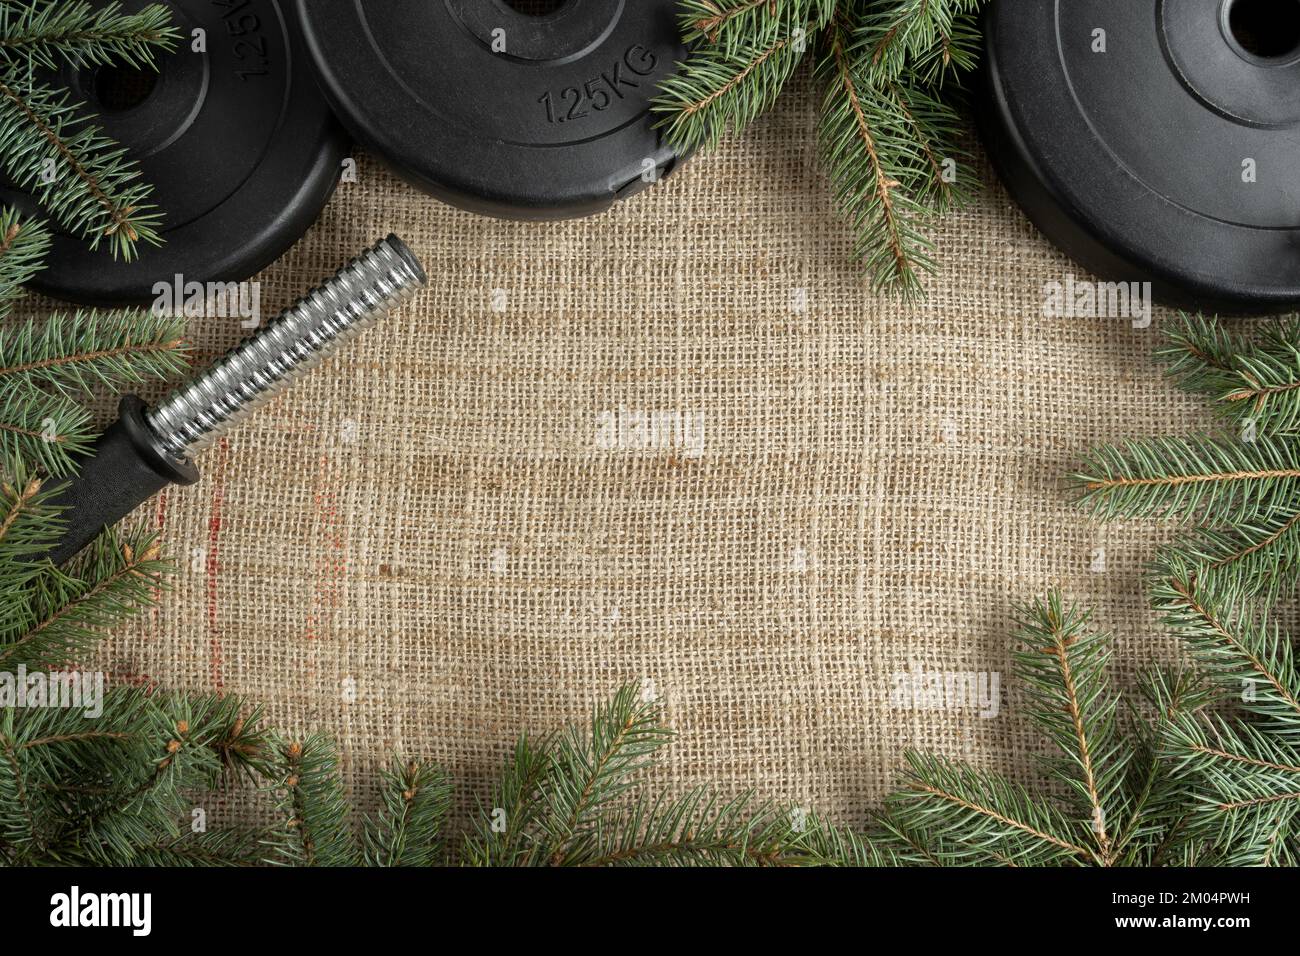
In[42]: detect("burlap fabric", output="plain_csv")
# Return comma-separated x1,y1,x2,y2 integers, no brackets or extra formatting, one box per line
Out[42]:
79,79,1204,827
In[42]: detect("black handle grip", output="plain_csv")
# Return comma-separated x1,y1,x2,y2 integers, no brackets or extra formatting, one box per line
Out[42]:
43,396,200,566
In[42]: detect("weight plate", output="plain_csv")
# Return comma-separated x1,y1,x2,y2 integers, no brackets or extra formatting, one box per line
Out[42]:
4,0,348,306
980,0,1300,313
296,0,687,220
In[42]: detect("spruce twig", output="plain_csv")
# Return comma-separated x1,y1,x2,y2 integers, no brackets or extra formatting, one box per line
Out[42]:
654,0,985,294
0,207,50,315
0,309,189,396
0,1,178,70
1069,313,1300,865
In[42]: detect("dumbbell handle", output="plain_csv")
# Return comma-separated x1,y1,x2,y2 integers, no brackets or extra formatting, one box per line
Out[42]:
42,236,426,566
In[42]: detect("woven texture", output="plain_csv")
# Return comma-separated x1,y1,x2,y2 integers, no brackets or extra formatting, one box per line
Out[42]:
92,81,1202,826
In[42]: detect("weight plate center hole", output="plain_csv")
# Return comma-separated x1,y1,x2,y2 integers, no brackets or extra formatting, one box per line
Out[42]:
1226,0,1300,62
502,0,568,15
92,64,159,113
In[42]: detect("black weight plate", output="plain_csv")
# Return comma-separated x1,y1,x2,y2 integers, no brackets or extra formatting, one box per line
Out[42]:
4,0,348,306
296,0,687,220
980,0,1300,313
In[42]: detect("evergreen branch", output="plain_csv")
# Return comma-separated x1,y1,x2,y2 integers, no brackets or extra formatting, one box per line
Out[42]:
857,0,983,86
1072,433,1300,524
266,734,357,867
0,724,40,863
0,460,60,610
1151,564,1300,737
888,751,1095,865
11,689,277,866
576,791,778,866
0,206,50,314
462,732,554,866
817,14,936,295
0,529,165,670
2,689,164,863
0,309,188,396
887,78,972,214
206,702,272,781
652,25,812,152
790,811,897,866
362,758,452,867
1122,668,1216,865
1012,593,1129,863
0,62,163,258
537,685,674,865
1160,314,1300,438
77,695,230,864
872,811,948,865
126,828,266,867
1161,509,1300,604
655,0,983,296
1160,713,1300,865
0,381,92,476
574,792,862,867
19,729,130,749
0,1,177,70
679,0,835,49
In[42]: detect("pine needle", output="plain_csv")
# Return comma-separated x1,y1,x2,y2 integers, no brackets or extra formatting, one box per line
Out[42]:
0,526,166,670
0,1,178,71
0,309,189,396
0,206,50,314
265,734,358,867
1072,433,1300,524
0,63,164,258
654,0,984,295
362,758,452,867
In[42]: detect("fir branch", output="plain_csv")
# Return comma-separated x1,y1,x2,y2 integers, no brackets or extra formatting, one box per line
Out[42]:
0,723,39,863
3,687,156,864
888,751,1096,865
1162,510,1300,605
536,685,675,864
0,309,188,396
0,381,92,477
1123,668,1216,866
10,689,276,866
575,791,853,866
1072,433,1300,524
857,0,983,87
0,460,58,605
206,700,272,781
0,206,50,314
653,24,812,152
1012,593,1129,864
1160,313,1300,439
462,732,555,866
680,0,836,48
817,13,936,295
77,695,226,864
462,684,865,867
1159,713,1300,865
0,1,177,71
0,528,165,671
0,62,163,258
654,0,983,295
266,734,357,867
126,828,265,867
1151,564,1300,740
790,810,896,866
362,758,452,867
887,77,973,214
